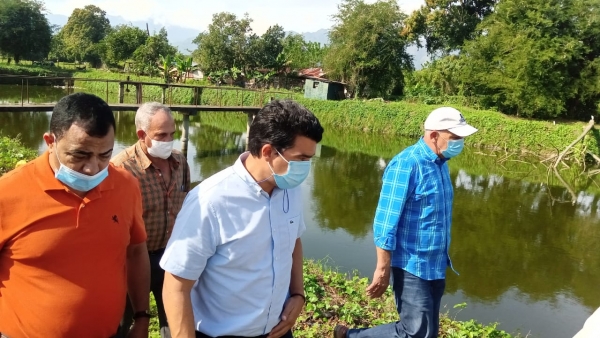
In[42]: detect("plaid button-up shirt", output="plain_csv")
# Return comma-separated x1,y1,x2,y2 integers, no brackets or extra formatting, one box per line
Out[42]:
111,142,191,252
373,138,455,280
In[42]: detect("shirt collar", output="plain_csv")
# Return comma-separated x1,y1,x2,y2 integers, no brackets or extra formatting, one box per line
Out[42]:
417,137,448,164
232,152,265,195
134,141,180,170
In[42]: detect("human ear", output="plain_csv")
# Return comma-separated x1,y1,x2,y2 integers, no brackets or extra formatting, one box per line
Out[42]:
43,133,56,150
261,144,275,161
136,130,146,141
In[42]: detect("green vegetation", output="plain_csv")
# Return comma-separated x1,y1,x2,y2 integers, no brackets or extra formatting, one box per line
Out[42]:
403,0,496,55
325,0,412,98
405,0,600,120
295,99,600,156
0,137,37,175
0,0,52,64
53,5,111,67
0,61,75,77
3,0,600,121
146,260,515,338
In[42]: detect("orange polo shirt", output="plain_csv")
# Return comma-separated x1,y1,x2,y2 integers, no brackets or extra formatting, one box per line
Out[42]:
0,151,147,338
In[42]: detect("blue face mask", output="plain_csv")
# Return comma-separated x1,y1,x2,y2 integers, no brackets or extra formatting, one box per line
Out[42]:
268,149,311,190
54,142,109,192
441,138,465,158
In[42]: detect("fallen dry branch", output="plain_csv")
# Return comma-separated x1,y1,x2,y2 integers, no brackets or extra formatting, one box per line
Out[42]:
553,118,595,169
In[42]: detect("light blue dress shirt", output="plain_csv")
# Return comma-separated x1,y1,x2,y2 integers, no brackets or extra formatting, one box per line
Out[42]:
160,152,305,336
373,138,455,280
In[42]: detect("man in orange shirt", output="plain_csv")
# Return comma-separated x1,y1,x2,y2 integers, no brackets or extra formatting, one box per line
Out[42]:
0,93,151,338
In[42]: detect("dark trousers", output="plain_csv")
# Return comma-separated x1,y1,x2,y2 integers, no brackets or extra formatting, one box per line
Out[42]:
195,330,293,338
118,248,170,338
347,268,446,338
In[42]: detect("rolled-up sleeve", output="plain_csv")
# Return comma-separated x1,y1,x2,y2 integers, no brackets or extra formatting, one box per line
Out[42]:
373,157,415,251
160,189,219,281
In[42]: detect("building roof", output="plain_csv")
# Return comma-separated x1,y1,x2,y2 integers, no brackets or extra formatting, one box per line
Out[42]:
297,67,345,85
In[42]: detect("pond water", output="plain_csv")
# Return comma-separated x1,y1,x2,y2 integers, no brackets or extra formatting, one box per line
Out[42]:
1,85,599,337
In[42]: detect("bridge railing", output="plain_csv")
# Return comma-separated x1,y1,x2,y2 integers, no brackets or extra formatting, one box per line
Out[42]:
0,75,297,109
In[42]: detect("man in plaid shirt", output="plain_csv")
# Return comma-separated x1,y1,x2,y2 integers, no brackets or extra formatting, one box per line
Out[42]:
112,102,191,338
335,107,478,338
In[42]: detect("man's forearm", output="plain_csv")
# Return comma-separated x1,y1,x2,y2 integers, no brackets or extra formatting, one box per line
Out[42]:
163,272,196,338
289,238,304,295
375,246,392,270
127,242,151,313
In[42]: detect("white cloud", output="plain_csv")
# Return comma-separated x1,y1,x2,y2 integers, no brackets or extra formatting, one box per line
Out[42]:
44,0,424,35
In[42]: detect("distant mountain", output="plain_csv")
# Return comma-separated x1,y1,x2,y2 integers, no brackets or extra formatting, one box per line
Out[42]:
46,13,199,53
46,14,429,68
299,28,329,45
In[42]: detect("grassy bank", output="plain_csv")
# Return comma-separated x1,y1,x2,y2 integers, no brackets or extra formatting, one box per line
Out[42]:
0,62,77,77
296,99,600,157
196,112,599,193
148,260,516,338
0,137,37,175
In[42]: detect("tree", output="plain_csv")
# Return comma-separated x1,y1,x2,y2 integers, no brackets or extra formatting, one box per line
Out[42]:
131,28,177,75
324,0,413,98
403,0,497,55
280,34,327,71
459,0,600,119
99,24,147,66
0,0,52,63
57,5,111,65
258,25,285,69
192,12,253,72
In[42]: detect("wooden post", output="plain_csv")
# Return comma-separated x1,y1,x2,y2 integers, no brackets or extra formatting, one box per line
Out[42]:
136,84,143,104
118,83,124,103
162,86,167,104
193,87,199,106
181,112,190,158
26,79,29,104
20,79,23,107
106,80,109,103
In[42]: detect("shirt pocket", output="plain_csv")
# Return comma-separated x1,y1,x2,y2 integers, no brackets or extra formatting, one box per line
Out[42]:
285,215,301,253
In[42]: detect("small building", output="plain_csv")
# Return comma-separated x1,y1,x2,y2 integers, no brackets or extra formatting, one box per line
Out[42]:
303,77,346,100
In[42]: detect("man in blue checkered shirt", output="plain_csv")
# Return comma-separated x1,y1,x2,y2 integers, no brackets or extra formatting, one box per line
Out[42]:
335,107,478,338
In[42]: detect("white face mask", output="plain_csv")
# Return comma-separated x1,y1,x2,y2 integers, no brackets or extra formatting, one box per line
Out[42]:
147,139,174,159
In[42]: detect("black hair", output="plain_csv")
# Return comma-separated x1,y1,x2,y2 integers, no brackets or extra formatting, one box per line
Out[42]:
248,100,324,156
50,92,116,140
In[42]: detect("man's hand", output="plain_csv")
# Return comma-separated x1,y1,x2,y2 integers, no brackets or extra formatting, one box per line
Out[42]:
268,295,304,338
127,318,150,338
365,266,390,299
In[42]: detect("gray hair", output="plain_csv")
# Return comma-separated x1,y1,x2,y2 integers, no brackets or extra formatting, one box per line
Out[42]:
135,102,173,132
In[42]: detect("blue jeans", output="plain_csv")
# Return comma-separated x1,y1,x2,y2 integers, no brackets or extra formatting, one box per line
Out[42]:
347,268,446,338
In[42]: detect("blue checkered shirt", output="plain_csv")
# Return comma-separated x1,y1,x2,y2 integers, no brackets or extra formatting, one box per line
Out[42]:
373,138,456,280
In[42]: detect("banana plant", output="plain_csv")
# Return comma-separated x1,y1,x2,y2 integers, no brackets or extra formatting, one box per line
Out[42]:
157,54,177,84
175,56,196,83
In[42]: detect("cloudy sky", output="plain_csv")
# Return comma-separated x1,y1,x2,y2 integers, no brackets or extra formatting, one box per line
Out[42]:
43,0,424,35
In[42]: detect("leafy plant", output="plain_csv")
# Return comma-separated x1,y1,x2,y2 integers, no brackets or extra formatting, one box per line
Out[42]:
0,136,37,175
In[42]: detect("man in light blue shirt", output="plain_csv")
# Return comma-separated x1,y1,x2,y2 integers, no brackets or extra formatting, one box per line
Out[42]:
335,107,478,338
160,100,324,338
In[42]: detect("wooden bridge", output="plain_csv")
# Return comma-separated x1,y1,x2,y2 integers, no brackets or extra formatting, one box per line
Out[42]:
0,103,262,113
0,75,289,113
0,75,293,155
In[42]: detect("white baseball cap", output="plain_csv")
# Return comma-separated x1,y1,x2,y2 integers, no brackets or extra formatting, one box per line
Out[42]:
424,107,478,137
